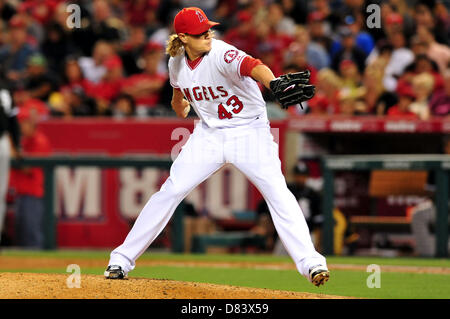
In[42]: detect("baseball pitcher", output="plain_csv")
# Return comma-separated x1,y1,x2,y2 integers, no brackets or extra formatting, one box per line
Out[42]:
105,7,329,287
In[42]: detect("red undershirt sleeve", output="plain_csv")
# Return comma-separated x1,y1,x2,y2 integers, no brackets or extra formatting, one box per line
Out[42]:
239,56,264,77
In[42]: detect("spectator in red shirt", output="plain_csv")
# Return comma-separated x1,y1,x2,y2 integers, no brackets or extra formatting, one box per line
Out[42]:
223,10,258,57
387,83,418,118
253,14,293,78
121,42,166,114
308,68,342,115
60,56,95,93
18,97,50,119
91,54,125,114
10,106,51,249
18,0,59,25
254,36,283,78
124,0,158,27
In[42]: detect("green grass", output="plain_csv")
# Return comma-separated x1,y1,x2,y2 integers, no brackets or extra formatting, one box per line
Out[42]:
2,248,450,268
326,256,450,268
1,249,449,299
132,266,450,299
0,249,112,260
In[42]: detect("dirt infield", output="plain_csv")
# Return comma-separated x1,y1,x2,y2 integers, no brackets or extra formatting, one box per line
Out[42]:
0,273,348,299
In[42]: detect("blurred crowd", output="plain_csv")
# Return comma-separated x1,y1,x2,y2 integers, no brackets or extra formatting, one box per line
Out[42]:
0,0,449,119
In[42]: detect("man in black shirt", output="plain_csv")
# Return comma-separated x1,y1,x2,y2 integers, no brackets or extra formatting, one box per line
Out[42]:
23,54,59,102
331,27,367,75
0,74,20,245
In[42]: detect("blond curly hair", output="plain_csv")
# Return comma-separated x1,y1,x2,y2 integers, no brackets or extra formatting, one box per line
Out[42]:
166,34,184,57
166,31,216,57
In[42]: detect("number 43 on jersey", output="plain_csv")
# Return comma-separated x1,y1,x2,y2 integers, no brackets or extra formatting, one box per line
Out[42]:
218,95,244,119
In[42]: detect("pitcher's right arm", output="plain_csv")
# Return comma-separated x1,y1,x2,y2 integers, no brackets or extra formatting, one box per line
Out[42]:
171,88,190,118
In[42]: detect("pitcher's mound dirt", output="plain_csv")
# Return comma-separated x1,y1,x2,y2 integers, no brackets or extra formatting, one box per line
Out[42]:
0,272,348,299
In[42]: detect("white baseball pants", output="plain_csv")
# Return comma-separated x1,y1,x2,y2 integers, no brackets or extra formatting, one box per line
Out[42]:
109,120,326,279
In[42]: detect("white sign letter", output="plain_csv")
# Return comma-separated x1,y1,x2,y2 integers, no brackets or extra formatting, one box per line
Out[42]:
56,167,101,219
119,168,160,219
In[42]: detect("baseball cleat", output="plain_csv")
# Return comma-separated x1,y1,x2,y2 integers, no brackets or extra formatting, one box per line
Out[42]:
104,265,126,279
309,265,330,287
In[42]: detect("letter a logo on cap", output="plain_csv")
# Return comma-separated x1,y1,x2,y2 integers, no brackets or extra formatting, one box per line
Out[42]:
196,10,205,23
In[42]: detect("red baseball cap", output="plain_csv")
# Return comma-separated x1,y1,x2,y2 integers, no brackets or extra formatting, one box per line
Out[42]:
17,107,31,122
104,55,123,70
18,99,49,122
396,82,416,99
386,13,403,25
174,7,219,35
237,10,252,23
144,41,164,54
307,11,325,23
9,15,26,29
339,59,356,69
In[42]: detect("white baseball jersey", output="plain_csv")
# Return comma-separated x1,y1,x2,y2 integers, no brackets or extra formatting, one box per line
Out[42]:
169,39,268,128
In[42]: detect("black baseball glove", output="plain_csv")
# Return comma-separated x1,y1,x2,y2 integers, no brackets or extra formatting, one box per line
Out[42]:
269,70,316,109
